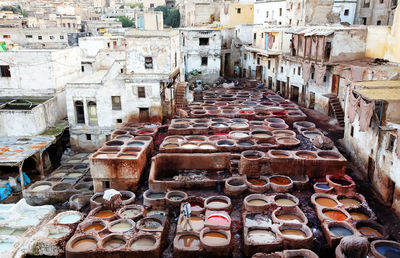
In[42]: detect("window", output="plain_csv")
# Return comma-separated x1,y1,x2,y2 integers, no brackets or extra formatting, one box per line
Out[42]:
311,72,314,80
362,18,367,25
68,23,71,28
111,96,121,110
199,38,209,46
344,9,349,16
145,57,153,69
237,8,241,14
87,101,98,125
3,35,10,39
116,119,122,123
363,0,370,7
298,67,301,75
38,36,42,40
279,8,282,16
107,42,110,48
257,57,260,65
280,66,283,73
0,66,11,77
81,66,85,72
138,87,146,98
26,35,32,38
377,20,382,25
60,35,64,39
261,33,264,38
293,68,295,75
323,75,327,82
380,0,384,3
254,33,257,40
350,125,354,137
120,68,124,73
174,52,177,67
201,57,208,66
86,134,91,140
268,60,271,69
75,101,85,124
150,3,154,8
266,11,269,18
244,54,247,60
387,134,395,151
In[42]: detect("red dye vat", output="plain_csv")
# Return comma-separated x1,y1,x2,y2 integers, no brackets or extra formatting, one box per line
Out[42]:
139,131,152,135
239,111,254,114
207,214,229,225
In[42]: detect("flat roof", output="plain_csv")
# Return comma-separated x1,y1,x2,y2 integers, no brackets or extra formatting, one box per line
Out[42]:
70,70,108,84
354,80,400,101
0,136,55,166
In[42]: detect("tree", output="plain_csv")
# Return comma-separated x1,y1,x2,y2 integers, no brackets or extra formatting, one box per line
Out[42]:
130,3,144,8
154,5,180,28
117,16,134,28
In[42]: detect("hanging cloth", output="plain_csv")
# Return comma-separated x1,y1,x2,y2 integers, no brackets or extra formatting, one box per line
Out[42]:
351,65,366,82
301,60,312,83
315,64,327,86
358,98,375,132
347,90,360,123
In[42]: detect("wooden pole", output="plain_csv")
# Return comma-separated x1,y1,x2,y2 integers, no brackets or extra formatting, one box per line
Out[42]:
39,152,44,179
19,161,25,191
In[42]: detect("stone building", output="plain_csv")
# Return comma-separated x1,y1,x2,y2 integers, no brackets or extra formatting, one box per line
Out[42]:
355,0,398,25
66,30,181,152
180,28,222,84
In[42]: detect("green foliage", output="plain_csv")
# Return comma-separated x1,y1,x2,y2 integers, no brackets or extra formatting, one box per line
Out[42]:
154,5,180,28
116,16,134,28
130,3,144,8
1,5,27,16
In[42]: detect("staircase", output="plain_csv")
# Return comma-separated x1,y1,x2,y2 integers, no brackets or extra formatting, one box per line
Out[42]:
175,82,188,108
326,94,345,127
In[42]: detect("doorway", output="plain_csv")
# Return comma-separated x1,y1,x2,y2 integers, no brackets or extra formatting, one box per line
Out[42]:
309,92,315,109
332,74,339,95
367,157,375,183
291,86,299,103
139,108,150,122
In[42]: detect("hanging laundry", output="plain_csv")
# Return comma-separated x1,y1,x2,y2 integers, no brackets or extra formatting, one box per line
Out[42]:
293,34,299,53
350,65,366,81
347,90,360,123
301,61,312,83
317,37,325,59
315,64,327,86
268,34,275,49
311,38,318,57
396,129,400,159
358,98,375,132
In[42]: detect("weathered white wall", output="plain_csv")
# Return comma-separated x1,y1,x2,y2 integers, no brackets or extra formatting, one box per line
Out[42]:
333,1,357,24
254,1,287,25
330,29,367,62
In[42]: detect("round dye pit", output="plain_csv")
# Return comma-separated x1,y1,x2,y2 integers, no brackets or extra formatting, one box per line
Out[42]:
72,238,97,251
316,197,338,208
32,184,51,191
349,211,369,220
147,210,166,217
207,214,230,225
212,123,228,128
199,144,216,150
237,141,254,146
276,214,303,223
227,178,245,186
296,151,317,159
131,237,156,249
103,238,125,250
120,208,141,219
358,227,383,237
53,184,70,191
178,235,201,248
281,229,307,239
164,143,179,149
127,141,145,147
276,137,299,145
187,137,205,142
248,178,267,186
94,210,115,218
110,222,133,233
139,219,162,230
329,226,353,237
270,151,290,158
270,176,291,185
189,202,204,212
252,132,272,139
94,196,104,203
323,210,348,221
319,152,340,159
245,214,272,227
207,200,228,209
84,223,105,233
275,198,296,206
165,137,184,143
248,199,268,206
248,229,276,244
230,132,249,139
330,177,352,186
67,172,82,178
106,140,124,146
147,192,166,199
217,140,234,146
339,198,361,208
181,143,197,149
202,232,228,244
375,245,400,257
58,214,81,224
315,183,331,189
231,123,248,129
